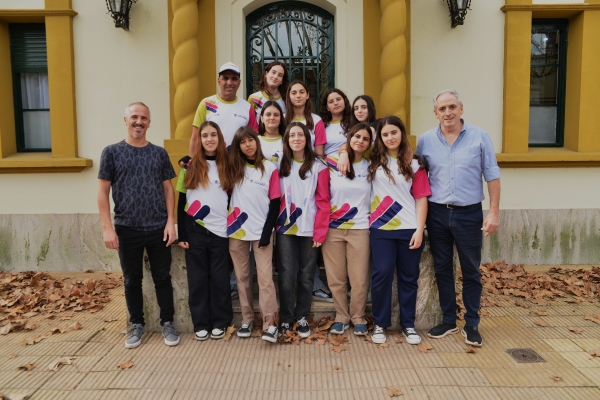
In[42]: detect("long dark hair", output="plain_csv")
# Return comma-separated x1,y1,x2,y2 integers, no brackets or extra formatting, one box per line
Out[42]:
319,88,352,132
344,123,372,180
367,115,423,184
284,80,314,130
185,121,231,190
229,127,266,186
258,61,289,99
350,95,377,127
258,100,286,137
279,122,316,180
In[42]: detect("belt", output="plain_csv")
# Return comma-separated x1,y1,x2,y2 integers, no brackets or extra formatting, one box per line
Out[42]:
430,202,472,209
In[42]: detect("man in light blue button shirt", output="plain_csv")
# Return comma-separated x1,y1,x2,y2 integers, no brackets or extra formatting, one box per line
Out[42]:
416,90,501,347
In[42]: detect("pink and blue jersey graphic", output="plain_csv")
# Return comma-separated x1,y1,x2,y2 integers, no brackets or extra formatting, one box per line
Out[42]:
330,203,358,229
369,195,403,230
276,195,303,235
186,199,211,224
227,206,249,239
205,100,218,113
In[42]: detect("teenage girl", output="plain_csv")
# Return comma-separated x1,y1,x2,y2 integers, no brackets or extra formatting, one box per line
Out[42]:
227,127,281,343
367,115,431,345
322,123,372,336
351,95,378,131
319,88,353,156
284,80,326,156
176,121,233,341
276,122,330,338
258,100,286,169
248,61,289,120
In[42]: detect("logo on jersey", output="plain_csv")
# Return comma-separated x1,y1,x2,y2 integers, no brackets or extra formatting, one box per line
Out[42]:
329,203,358,229
227,206,248,239
205,101,218,113
369,195,403,230
186,200,211,226
251,97,264,109
276,195,302,235
326,157,339,173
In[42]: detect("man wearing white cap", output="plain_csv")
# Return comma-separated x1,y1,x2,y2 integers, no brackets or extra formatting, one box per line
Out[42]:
188,62,258,155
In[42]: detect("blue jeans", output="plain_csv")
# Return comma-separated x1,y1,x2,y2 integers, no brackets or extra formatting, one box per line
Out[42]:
370,228,424,328
276,234,318,324
426,202,483,327
115,225,175,326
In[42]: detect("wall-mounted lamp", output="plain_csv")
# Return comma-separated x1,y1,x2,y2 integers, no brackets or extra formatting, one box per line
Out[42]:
444,0,471,28
105,0,137,31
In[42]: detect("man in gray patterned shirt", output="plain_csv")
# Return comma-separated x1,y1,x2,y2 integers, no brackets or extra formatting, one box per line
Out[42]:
98,102,180,349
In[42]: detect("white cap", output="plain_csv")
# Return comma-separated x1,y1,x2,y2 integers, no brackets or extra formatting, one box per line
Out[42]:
218,62,240,76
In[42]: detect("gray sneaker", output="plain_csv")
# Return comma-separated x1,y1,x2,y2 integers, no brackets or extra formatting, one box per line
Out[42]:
162,321,180,346
125,323,145,349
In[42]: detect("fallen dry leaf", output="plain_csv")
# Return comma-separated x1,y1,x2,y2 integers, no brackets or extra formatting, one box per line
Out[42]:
17,364,35,372
418,343,433,353
0,323,12,335
316,338,326,345
223,325,236,342
568,327,583,334
332,365,342,371
48,357,75,371
534,320,549,327
549,375,562,382
251,329,262,338
50,327,64,335
117,360,134,370
84,269,95,273
103,318,118,323
329,334,348,346
24,322,35,331
586,348,600,357
479,310,490,317
330,345,347,353
387,387,403,397
364,334,374,344
535,311,548,316
21,334,49,346
466,346,477,354
584,315,600,324
378,343,390,349
68,322,83,331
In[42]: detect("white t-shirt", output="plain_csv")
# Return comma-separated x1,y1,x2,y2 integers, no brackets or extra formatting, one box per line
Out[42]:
248,91,286,121
192,94,258,146
277,159,329,241
287,113,327,149
258,135,283,170
370,156,432,231
176,160,229,238
228,161,281,241
326,155,370,229
323,121,347,156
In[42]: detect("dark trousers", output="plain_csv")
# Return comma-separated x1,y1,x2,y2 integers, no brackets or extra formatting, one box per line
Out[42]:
184,214,233,331
115,225,175,326
276,234,318,324
426,202,483,327
370,228,424,328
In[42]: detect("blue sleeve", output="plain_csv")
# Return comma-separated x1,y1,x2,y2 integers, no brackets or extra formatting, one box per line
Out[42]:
480,132,501,182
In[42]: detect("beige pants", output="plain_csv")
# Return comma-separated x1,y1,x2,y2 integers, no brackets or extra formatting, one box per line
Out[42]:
229,238,278,329
321,228,370,325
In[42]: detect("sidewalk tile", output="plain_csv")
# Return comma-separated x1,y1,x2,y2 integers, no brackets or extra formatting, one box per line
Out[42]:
447,368,491,386
425,385,466,399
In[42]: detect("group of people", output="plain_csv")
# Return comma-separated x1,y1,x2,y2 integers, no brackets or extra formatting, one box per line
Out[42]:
98,61,501,351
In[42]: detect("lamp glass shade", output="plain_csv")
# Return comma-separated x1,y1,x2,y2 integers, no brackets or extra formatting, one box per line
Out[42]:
109,0,123,14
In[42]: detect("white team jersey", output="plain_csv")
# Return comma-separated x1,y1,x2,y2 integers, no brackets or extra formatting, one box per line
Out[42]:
258,135,283,170
248,91,286,120
228,161,280,241
287,113,326,149
370,157,421,231
176,160,229,238
326,155,371,229
323,121,347,156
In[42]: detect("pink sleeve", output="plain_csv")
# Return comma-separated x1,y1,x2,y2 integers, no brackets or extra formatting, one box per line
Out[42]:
313,120,326,146
248,106,258,131
411,168,432,199
313,168,330,243
268,169,281,200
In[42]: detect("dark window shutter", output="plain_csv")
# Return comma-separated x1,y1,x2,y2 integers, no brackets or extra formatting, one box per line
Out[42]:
9,24,47,73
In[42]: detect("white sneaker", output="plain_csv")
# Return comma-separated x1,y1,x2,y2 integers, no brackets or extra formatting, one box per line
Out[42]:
237,324,251,338
371,325,387,344
402,327,422,345
211,327,225,339
195,329,209,341
262,326,280,343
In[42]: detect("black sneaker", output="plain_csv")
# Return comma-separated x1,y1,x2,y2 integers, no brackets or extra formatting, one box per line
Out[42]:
297,317,310,338
427,323,459,339
237,324,251,338
461,326,482,347
262,326,279,343
280,322,291,336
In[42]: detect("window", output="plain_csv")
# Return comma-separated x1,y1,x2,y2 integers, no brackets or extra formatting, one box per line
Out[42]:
529,20,567,147
246,1,334,106
9,23,51,152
